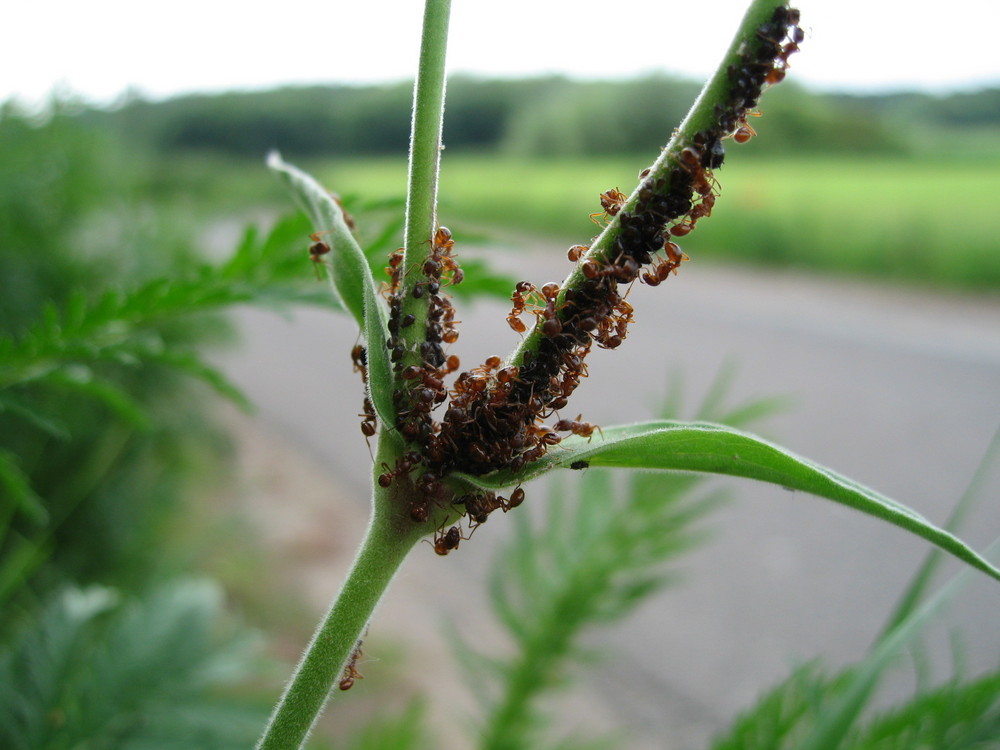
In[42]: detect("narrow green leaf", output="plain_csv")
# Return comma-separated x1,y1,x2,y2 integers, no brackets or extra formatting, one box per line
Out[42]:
461,420,1000,585
798,537,1000,750
877,425,1000,641
361,269,395,428
0,450,48,525
267,151,374,327
267,153,395,427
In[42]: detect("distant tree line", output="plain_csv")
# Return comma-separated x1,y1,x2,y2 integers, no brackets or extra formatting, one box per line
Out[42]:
77,75,1000,159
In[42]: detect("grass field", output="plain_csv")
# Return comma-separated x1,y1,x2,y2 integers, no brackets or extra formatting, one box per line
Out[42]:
313,152,1000,291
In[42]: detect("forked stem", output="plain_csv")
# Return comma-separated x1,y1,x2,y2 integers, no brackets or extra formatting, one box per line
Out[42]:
256,1,455,746
255,455,423,750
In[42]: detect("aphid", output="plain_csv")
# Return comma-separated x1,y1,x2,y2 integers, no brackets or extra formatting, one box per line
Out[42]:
569,460,590,470
590,188,628,225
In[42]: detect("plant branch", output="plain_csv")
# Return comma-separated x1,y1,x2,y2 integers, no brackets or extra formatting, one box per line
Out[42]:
255,451,423,750
509,0,792,369
399,0,452,360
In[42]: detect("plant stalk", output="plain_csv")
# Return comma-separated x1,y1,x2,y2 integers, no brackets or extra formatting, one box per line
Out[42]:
399,0,452,362
508,0,790,369
255,455,422,750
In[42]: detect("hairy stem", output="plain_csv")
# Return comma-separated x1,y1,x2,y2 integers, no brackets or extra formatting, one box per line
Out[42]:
255,438,423,750
400,0,452,360
509,0,791,369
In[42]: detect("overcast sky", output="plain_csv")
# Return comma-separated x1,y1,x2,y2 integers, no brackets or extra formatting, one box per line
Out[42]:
4,0,1000,109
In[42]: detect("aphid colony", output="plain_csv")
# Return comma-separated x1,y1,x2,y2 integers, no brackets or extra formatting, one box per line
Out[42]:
339,5,801,554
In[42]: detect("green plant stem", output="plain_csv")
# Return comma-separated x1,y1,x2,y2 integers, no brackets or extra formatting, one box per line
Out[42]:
399,0,452,363
508,0,788,369
255,464,422,750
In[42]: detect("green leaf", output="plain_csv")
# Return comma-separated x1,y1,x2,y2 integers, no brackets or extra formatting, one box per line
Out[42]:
0,450,47,525
360,267,395,428
461,420,1000,585
267,151,375,328
267,152,395,427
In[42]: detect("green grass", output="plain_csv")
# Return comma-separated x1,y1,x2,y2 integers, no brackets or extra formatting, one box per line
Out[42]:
313,153,1000,291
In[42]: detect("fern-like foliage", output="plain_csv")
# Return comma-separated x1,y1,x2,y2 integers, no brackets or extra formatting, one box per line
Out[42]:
850,668,1000,749
0,579,270,750
464,368,785,750
0,211,335,402
709,660,1000,750
0,213,328,523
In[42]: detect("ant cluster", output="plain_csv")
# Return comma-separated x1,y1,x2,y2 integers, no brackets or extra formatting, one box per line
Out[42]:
334,5,801,555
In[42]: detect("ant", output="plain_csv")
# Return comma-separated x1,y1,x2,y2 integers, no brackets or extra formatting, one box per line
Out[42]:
377,451,420,488
553,414,603,441
537,282,562,337
433,525,464,556
507,280,535,334
428,226,464,286
308,231,331,280
351,344,368,382
382,248,406,297
641,243,688,286
729,111,760,144
504,486,525,510
590,188,627,225
567,244,588,262
338,639,365,691
359,397,377,438
330,193,357,233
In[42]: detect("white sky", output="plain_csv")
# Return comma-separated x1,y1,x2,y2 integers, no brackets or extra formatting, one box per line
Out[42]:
4,0,1000,109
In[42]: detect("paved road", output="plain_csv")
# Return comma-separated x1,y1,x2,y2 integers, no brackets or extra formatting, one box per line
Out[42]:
215,242,1000,749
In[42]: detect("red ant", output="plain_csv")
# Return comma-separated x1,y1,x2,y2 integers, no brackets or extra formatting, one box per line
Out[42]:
359,397,377,438
507,281,535,334
537,282,562,337
641,242,688,286
338,639,364,691
567,244,588,262
433,525,464,556
381,248,405,297
330,193,357,233
729,111,760,144
505,487,525,510
553,414,603,441
377,452,420,487
308,231,331,280
351,344,368,383
428,226,463,286
590,188,628,225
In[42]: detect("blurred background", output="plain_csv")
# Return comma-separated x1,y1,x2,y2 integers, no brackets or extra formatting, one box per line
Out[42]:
2,1,999,748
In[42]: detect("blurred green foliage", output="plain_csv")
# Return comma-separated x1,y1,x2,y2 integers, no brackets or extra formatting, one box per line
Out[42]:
0,580,271,750
0,103,334,746
76,75,1000,160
